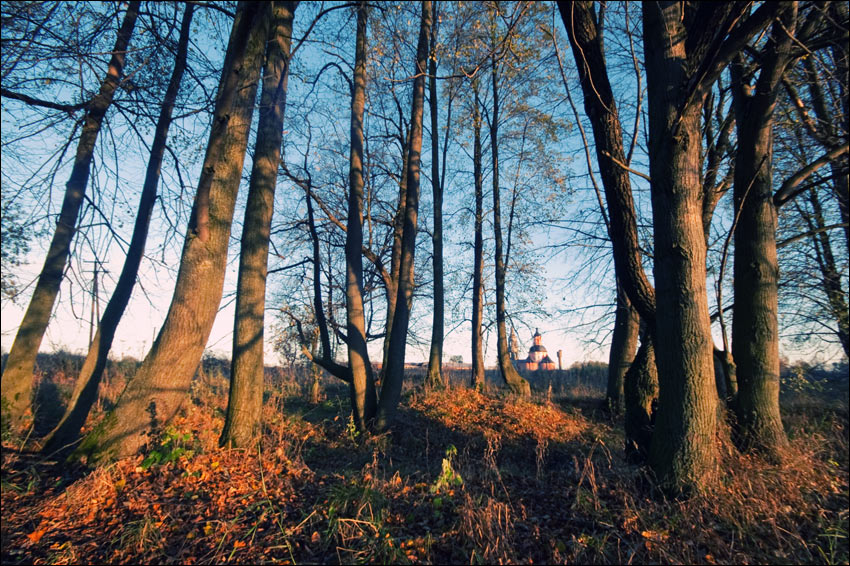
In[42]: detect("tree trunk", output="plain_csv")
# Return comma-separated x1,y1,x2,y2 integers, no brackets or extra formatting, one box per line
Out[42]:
1,1,141,427
40,4,193,458
624,332,658,461
74,2,270,463
559,1,654,420
221,1,297,449
375,0,431,430
426,0,444,389
559,1,655,321
730,8,798,460
608,285,639,414
801,48,849,356
300,179,351,382
344,1,378,431
471,81,486,391
381,128,410,378
643,2,718,492
490,54,530,398
804,189,850,357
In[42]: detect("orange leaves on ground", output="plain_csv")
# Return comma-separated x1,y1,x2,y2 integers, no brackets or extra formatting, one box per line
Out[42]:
410,387,587,442
26,527,47,544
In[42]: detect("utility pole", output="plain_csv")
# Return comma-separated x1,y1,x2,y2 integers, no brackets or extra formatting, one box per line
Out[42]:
84,259,105,346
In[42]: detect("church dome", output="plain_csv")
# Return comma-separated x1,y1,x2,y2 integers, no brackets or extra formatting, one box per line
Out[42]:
521,328,556,369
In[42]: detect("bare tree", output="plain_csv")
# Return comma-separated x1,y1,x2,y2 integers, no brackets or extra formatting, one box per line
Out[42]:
1,1,141,427
74,2,271,462
344,0,379,431
40,4,195,457
221,1,298,449
641,1,780,491
426,0,445,389
376,0,432,430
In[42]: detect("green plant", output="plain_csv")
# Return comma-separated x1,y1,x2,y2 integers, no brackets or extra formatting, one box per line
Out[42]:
814,522,849,565
114,512,161,553
346,414,360,444
141,426,196,470
431,444,463,494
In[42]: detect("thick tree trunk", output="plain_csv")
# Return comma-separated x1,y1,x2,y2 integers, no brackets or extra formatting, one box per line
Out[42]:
376,0,431,430
1,1,140,427
74,2,270,463
730,9,798,460
490,55,530,397
344,1,378,431
608,285,639,414
41,4,193,458
221,1,297,449
731,132,786,458
471,83,486,391
426,0,444,389
643,3,718,492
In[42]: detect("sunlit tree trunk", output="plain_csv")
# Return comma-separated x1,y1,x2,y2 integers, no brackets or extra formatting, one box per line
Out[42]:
426,0,444,389
221,1,298,449
471,81,486,391
41,4,193,458
74,2,270,463
1,1,140,427
376,0,432,430
381,129,410,377
490,53,530,397
344,1,378,431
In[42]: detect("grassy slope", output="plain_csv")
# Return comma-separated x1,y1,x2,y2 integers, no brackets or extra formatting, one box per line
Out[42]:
1,369,847,565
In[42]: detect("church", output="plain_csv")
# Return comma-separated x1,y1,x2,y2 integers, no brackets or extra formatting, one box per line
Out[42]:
512,328,557,371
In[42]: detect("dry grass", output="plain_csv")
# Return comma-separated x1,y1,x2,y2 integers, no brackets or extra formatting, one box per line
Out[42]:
1,358,847,565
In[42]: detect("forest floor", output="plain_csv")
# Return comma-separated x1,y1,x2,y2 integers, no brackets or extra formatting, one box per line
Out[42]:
1,367,847,565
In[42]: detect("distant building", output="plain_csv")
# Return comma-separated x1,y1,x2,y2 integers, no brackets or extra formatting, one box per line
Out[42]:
516,328,557,371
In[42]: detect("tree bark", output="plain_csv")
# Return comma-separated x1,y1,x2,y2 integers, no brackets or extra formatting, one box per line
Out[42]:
381,128,410,377
608,285,639,414
642,2,719,492
426,0,444,389
624,331,658,461
1,1,141,427
74,1,270,463
490,53,530,397
221,1,298,449
730,7,799,460
559,0,654,434
40,4,193,457
471,81,486,391
376,0,432,430
344,1,378,431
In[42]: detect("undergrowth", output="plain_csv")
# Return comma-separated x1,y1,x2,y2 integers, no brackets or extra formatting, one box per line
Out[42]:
1,361,847,565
